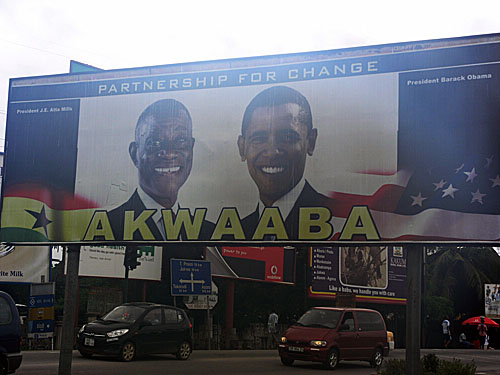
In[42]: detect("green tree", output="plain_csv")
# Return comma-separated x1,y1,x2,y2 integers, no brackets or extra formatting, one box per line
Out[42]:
425,247,500,317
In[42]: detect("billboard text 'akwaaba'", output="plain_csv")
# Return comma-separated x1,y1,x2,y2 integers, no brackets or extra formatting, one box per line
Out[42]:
3,34,500,244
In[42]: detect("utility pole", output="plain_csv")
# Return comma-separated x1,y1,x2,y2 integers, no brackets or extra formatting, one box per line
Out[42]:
406,245,423,375
58,245,80,375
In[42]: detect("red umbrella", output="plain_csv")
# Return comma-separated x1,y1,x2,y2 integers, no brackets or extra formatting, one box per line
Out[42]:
462,316,499,327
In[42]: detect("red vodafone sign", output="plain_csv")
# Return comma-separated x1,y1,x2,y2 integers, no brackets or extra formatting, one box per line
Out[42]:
222,246,285,282
206,246,295,284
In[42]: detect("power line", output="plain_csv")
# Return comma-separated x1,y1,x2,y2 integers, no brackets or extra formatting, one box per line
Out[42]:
0,37,114,64
0,37,74,60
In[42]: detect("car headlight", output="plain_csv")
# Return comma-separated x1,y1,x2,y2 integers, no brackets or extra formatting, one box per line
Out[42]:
310,340,327,347
79,324,87,334
280,336,287,343
106,329,129,338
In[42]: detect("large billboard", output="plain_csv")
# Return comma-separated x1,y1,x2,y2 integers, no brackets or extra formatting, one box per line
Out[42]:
2,34,500,244
308,246,407,304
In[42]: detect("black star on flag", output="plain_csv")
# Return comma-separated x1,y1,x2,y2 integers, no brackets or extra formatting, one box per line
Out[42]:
26,206,52,237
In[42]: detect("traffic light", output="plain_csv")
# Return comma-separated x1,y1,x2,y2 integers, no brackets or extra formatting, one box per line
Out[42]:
124,246,141,270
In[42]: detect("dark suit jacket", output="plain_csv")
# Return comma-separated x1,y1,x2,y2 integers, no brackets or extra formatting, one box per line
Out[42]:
107,190,214,241
241,181,334,240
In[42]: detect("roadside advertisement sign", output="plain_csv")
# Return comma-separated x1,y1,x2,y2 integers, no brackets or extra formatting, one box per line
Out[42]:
308,246,407,304
3,34,500,244
28,283,55,339
206,246,295,284
0,245,50,283
485,283,500,318
66,245,162,281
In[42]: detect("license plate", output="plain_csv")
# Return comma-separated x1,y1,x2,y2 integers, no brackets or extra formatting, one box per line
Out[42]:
84,337,95,346
288,346,304,352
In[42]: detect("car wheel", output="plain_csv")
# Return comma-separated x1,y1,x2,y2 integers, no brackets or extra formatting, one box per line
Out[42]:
120,341,136,362
370,348,383,368
176,341,191,360
324,348,339,370
280,356,294,366
78,350,93,358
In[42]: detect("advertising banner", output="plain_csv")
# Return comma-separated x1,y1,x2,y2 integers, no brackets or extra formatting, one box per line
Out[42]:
308,246,407,304
206,246,295,284
485,283,500,318
3,34,500,244
0,245,50,283
66,245,162,281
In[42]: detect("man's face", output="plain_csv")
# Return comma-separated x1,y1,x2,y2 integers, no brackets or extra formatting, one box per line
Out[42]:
238,103,317,205
130,110,194,207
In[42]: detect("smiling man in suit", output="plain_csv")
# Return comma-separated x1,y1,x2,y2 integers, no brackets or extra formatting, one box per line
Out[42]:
237,86,334,240
107,98,213,241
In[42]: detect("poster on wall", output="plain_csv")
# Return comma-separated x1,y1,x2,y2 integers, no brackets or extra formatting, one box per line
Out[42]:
3,34,500,244
309,246,407,304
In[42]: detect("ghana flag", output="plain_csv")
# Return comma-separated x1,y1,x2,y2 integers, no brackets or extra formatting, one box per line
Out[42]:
0,99,98,242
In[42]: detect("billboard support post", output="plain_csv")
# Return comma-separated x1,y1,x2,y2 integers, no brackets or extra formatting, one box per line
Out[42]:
58,245,80,375
207,295,211,350
405,245,422,375
225,279,235,348
123,267,129,303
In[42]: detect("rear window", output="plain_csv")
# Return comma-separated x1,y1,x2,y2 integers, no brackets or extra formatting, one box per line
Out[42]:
357,311,385,331
164,308,184,323
0,296,13,325
296,309,342,329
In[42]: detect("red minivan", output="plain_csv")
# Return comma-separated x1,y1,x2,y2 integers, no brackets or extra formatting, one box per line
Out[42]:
278,307,388,370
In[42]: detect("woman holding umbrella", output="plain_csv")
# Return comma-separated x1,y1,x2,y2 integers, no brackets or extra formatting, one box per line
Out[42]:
462,315,498,349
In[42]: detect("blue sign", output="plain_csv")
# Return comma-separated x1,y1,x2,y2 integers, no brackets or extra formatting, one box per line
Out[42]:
28,294,54,308
29,319,54,333
171,259,211,296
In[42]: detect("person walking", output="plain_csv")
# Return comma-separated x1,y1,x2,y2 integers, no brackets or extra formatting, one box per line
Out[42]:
478,317,488,349
267,311,279,349
442,317,451,348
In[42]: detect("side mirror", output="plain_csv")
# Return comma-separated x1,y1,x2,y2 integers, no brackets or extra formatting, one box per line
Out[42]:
140,320,153,328
339,323,350,331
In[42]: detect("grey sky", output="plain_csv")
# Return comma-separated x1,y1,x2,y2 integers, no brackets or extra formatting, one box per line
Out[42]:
1,0,500,151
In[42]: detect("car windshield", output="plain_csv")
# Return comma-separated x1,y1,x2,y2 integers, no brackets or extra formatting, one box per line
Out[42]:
295,309,342,329
101,305,145,323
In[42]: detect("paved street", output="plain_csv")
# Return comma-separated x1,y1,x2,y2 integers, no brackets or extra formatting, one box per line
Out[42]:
15,348,500,375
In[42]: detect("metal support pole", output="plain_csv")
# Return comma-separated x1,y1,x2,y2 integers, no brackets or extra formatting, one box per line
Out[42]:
58,245,81,375
124,267,129,303
207,295,212,350
405,244,423,375
225,279,235,348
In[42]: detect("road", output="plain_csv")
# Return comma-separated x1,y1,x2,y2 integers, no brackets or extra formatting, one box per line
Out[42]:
15,348,500,375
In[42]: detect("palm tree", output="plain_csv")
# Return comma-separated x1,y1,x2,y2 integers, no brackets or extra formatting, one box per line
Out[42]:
424,247,500,318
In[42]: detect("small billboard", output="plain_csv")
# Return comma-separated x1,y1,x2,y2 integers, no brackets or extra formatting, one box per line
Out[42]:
485,283,500,318
65,245,162,281
0,246,50,283
3,34,500,244
308,246,407,304
206,246,295,284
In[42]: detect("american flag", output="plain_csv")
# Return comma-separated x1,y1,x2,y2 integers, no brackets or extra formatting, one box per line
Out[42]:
326,154,500,242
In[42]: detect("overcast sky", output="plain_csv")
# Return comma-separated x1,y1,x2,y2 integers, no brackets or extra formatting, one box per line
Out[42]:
1,0,500,152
